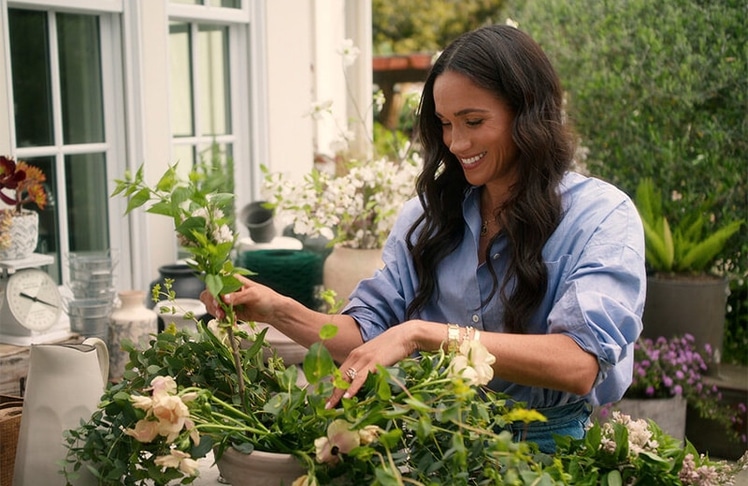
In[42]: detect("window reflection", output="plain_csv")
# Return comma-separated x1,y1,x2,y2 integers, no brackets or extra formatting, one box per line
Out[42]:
170,22,194,137
65,153,110,253
58,13,105,144
198,25,231,136
9,9,54,147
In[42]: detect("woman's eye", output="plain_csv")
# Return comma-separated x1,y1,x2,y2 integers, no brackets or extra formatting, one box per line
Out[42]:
466,119,483,127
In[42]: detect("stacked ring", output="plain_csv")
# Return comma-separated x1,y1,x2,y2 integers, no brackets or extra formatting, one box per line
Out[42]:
345,367,358,380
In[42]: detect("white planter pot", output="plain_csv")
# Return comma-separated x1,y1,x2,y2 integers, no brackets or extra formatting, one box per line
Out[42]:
215,447,307,486
0,210,38,261
322,245,384,303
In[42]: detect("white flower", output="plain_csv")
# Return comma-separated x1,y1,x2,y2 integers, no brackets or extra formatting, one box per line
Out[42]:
308,99,333,120
337,38,360,67
448,339,496,386
505,18,519,28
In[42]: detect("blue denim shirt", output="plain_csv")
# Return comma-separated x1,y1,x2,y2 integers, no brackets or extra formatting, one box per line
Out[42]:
342,172,646,408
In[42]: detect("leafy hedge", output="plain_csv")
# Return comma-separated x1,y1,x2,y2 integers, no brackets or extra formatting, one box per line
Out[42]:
511,0,747,363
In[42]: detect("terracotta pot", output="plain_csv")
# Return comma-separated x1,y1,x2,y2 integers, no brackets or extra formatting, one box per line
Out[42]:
0,210,38,261
215,447,307,486
322,246,384,303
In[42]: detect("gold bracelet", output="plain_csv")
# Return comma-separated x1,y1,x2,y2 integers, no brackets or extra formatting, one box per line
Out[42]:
463,326,474,346
447,324,460,353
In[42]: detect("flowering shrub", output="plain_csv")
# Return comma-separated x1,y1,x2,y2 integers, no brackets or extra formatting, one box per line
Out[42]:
554,411,746,485
261,39,421,250
626,334,747,445
262,155,420,249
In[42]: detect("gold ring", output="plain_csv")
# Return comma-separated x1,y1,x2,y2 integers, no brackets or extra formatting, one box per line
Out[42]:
345,367,357,380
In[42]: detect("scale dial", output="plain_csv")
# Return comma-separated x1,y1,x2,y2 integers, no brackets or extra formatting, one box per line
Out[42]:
4,268,62,333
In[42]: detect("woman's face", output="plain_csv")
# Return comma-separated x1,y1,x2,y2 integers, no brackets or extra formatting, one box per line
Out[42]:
433,71,518,190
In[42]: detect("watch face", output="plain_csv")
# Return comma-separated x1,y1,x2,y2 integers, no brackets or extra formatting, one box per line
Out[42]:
6,268,62,332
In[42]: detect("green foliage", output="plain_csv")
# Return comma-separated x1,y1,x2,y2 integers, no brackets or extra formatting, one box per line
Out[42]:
513,0,747,278
372,0,505,54
635,178,743,274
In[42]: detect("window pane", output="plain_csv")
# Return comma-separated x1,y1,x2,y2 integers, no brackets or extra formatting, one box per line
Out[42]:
172,145,195,168
58,13,105,144
65,153,110,253
170,0,241,6
210,0,240,7
9,9,54,147
170,22,195,137
198,25,231,136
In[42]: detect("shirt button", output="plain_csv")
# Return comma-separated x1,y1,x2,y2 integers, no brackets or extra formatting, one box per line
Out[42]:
471,314,480,323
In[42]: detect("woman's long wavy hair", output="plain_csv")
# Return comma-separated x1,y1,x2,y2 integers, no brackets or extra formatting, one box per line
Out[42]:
406,25,576,333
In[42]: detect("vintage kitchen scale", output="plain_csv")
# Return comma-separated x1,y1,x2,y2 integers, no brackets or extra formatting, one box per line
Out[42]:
0,253,72,346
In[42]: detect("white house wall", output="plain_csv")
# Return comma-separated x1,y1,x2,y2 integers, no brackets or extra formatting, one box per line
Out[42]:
0,0,369,293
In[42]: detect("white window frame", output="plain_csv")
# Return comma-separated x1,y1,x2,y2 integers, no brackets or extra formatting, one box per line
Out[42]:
2,0,132,289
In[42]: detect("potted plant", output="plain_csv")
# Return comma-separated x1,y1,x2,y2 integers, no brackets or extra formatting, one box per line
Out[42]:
0,155,48,261
61,164,744,485
599,334,746,447
634,177,744,356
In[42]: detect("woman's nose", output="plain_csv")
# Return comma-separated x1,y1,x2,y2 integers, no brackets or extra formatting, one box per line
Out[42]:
449,129,470,153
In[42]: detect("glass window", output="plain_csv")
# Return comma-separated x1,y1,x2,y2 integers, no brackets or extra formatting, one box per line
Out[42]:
169,21,233,161
58,13,105,145
65,153,110,252
8,10,54,147
8,8,113,283
170,22,194,137
198,25,231,136
171,0,241,7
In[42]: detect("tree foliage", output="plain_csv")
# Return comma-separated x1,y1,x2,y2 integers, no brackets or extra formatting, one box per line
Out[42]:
372,0,505,54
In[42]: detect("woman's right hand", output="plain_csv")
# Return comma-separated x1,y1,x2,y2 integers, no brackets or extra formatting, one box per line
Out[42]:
199,274,282,323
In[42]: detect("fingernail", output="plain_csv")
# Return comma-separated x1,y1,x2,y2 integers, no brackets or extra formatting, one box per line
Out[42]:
325,401,332,410
343,392,351,399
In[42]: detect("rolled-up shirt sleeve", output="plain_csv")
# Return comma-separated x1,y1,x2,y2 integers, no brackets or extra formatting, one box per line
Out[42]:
546,200,646,405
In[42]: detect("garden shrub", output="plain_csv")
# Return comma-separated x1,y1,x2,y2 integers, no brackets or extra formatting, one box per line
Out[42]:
511,0,747,363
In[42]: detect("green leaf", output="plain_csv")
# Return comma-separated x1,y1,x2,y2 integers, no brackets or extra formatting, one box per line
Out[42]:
319,323,338,340
205,273,223,297
302,342,336,385
126,188,151,213
677,220,743,272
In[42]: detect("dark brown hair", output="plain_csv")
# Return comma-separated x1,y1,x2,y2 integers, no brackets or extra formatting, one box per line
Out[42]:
407,25,576,333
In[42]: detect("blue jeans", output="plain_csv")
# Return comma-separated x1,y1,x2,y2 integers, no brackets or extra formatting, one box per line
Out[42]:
506,400,591,454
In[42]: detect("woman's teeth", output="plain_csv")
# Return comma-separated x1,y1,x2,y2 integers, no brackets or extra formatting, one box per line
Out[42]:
461,152,486,166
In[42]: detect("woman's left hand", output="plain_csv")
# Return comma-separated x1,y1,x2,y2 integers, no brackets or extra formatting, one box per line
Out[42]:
325,320,426,409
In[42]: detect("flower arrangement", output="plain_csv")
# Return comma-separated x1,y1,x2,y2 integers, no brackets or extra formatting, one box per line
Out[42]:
61,164,746,486
0,155,48,214
0,155,48,253
625,334,746,445
261,39,421,250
